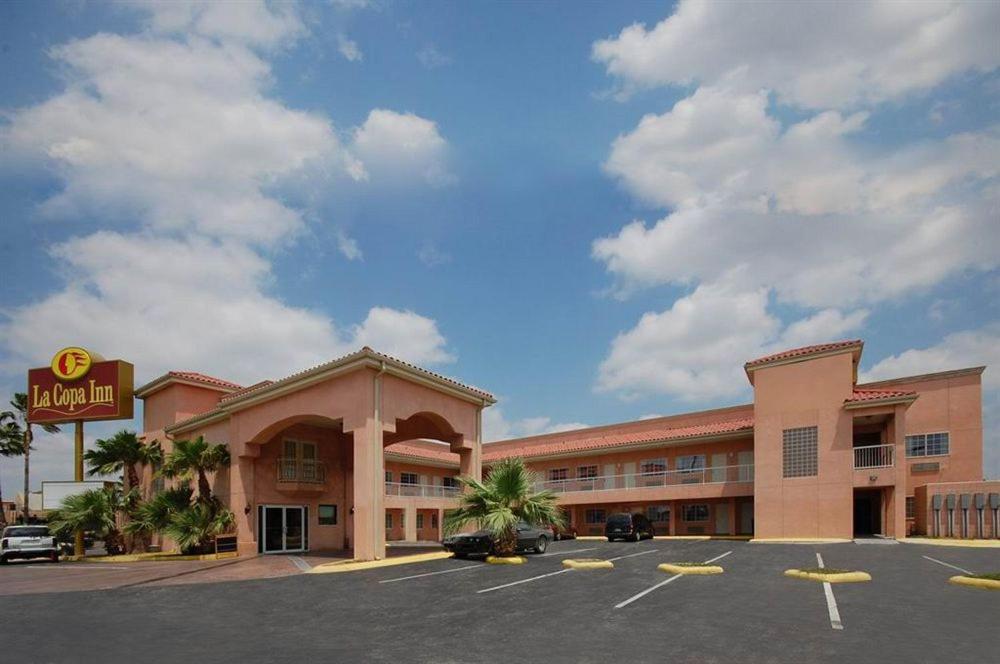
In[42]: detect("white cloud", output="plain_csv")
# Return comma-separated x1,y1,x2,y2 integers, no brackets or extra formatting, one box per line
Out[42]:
417,241,451,267
337,34,363,62
351,109,455,187
335,230,363,260
596,278,870,402
592,0,1000,109
482,405,587,442
350,307,455,366
417,44,452,69
862,324,1000,389
595,86,1000,309
136,0,307,49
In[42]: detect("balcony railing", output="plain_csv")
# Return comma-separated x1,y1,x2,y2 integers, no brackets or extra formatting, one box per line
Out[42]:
853,444,894,469
534,464,754,494
277,458,327,483
385,482,462,498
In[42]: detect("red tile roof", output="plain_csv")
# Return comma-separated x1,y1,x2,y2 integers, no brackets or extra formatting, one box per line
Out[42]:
845,388,917,404
745,340,863,369
166,371,242,391
384,442,460,465
484,417,755,462
221,380,274,402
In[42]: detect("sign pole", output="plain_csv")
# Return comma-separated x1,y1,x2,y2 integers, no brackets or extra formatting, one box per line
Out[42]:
74,420,84,558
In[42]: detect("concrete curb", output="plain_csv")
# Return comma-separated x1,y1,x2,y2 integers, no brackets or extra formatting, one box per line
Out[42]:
784,569,871,583
901,538,1000,549
562,558,614,570
752,538,853,544
82,551,239,563
308,551,453,574
948,575,1000,590
659,563,723,575
485,555,526,565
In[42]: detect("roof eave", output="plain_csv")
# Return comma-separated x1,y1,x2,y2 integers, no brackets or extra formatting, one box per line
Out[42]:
843,395,918,410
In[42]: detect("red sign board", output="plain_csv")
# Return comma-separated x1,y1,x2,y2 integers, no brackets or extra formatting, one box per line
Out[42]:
27,348,134,424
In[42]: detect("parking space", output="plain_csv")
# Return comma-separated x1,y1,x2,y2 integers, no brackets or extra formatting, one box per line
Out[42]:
0,539,995,663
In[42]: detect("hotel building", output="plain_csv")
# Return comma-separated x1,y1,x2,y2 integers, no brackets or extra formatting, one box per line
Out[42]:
135,340,997,559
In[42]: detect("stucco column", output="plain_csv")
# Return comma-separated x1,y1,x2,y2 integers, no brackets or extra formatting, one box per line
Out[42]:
352,422,385,561
669,501,679,536
728,499,737,536
890,405,908,539
231,453,256,556
437,508,445,540
404,504,418,542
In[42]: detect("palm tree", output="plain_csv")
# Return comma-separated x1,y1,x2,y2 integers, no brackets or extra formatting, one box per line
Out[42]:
84,431,162,496
47,486,129,555
0,394,60,524
443,457,565,557
125,486,194,541
160,436,230,502
0,414,25,527
164,501,235,555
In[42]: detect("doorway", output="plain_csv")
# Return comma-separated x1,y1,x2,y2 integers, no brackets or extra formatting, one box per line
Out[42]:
258,505,307,553
853,490,882,537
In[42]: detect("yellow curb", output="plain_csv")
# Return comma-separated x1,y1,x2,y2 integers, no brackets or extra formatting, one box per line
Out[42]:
901,537,1000,549
578,535,751,541
659,563,723,575
485,555,527,565
784,569,871,583
82,551,239,563
307,551,453,574
948,575,1000,590
752,538,853,544
563,558,614,570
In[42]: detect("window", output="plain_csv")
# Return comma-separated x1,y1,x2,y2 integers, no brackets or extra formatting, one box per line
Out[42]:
384,471,393,483
647,505,670,522
547,468,569,481
783,426,818,478
675,455,705,473
682,504,709,522
442,476,458,489
905,432,949,457
584,509,606,524
577,465,598,479
416,513,424,529
400,472,419,485
385,513,393,529
151,463,165,495
318,504,337,526
905,497,915,519
640,458,667,474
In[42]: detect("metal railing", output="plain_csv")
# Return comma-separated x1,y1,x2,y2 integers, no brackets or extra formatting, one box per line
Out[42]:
534,463,754,494
277,458,327,483
385,482,462,498
853,444,894,469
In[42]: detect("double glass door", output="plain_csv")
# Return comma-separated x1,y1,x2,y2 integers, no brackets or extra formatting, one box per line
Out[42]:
262,505,306,553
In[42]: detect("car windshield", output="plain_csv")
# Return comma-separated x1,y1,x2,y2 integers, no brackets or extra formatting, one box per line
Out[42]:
607,514,632,525
3,526,49,538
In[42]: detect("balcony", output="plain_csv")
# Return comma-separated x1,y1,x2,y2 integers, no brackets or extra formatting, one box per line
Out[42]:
385,482,462,499
534,464,754,495
853,444,894,470
275,458,327,493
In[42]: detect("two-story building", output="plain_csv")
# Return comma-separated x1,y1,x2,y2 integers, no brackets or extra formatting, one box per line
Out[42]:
135,340,996,560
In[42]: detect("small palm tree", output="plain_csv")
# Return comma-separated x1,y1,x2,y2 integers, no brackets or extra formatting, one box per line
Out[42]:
0,414,25,527
443,457,565,557
84,431,162,496
160,436,230,502
1,393,60,524
164,502,235,555
125,487,194,540
47,487,130,555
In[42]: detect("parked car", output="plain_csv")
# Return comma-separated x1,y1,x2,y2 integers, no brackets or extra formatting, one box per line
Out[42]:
1,525,60,563
443,522,551,558
551,523,578,541
605,512,655,542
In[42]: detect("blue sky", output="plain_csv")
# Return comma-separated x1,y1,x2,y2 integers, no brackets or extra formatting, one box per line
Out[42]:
1,0,998,491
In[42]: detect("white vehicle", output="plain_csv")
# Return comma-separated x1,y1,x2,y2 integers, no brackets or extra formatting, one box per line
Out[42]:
0,525,60,563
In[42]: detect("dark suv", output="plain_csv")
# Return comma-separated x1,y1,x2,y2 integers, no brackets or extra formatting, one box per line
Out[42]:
605,513,655,542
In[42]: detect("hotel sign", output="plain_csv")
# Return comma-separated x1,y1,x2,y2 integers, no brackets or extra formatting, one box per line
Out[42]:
27,347,134,424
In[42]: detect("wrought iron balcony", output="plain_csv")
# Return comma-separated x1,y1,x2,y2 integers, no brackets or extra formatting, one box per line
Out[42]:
276,458,327,484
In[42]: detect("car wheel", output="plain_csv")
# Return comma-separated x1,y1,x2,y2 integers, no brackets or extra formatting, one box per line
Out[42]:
534,536,548,554
454,552,468,559
606,537,614,543
554,532,561,541
50,552,60,563
0,555,6,565
630,533,640,542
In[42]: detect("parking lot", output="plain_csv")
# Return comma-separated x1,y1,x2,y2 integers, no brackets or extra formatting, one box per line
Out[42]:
0,539,995,663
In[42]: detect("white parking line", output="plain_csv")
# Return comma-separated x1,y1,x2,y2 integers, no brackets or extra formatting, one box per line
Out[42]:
380,564,485,584
538,547,597,558
477,547,661,595
288,556,312,572
921,555,973,575
614,550,731,609
816,552,843,631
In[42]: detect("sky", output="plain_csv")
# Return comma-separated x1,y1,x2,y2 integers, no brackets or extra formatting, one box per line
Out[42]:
1,0,998,496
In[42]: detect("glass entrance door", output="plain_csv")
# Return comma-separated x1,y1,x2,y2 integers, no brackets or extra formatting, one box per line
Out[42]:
261,505,306,553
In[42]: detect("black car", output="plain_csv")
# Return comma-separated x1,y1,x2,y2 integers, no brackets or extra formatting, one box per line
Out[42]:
605,512,655,542
443,522,551,558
